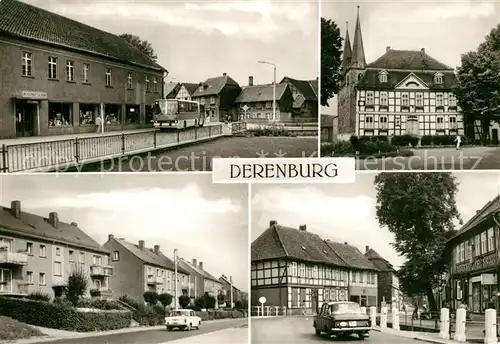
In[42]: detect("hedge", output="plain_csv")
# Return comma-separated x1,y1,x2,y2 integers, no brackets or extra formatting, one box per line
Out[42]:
321,135,413,158
0,297,131,332
420,135,468,146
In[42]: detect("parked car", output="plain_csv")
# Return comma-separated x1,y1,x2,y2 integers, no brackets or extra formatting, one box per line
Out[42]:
313,301,371,339
165,309,201,331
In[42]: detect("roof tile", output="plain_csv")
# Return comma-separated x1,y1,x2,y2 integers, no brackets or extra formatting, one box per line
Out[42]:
192,75,240,97
234,84,288,103
367,49,454,71
280,77,317,101
357,70,457,90
325,240,377,271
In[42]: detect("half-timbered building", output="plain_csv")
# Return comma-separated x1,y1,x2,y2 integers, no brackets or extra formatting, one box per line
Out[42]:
337,6,464,140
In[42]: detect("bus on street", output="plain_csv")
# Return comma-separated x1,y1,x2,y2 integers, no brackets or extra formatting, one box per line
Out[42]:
152,99,207,130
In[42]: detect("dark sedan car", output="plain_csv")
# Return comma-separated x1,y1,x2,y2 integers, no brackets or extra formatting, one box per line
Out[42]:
313,301,371,340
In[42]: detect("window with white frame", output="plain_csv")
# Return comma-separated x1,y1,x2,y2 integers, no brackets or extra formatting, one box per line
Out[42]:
83,63,90,83
153,77,158,92
26,242,33,255
416,93,423,107
39,272,46,285
380,116,388,128
365,116,374,128
299,263,305,277
105,68,112,86
56,247,61,256
146,76,150,91
39,245,46,257
66,60,74,81
487,228,495,252
48,57,57,79
127,72,133,89
366,91,374,105
401,93,409,107
475,235,481,256
437,116,444,128
112,251,120,261
436,93,444,107
93,255,102,266
22,52,33,76
449,93,457,106
380,92,388,106
379,71,388,83
210,96,216,105
54,261,62,276
481,232,487,255
27,271,33,284
434,73,443,84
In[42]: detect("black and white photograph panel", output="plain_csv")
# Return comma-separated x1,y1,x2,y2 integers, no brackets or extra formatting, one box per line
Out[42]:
0,0,319,174
250,172,500,344
320,1,500,170
0,174,248,344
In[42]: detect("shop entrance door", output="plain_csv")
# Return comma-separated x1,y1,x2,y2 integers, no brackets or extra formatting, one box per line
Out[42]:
15,100,35,137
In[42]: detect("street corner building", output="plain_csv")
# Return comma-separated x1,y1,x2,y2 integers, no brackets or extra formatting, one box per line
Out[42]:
250,221,379,315
0,200,113,299
0,0,167,139
445,195,500,314
336,7,463,141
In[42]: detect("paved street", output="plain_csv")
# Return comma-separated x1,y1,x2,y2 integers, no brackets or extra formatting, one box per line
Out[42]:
251,316,421,344
37,319,247,344
79,136,318,172
357,146,500,170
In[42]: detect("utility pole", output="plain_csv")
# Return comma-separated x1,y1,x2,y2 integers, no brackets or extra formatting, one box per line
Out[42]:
230,275,234,308
174,248,178,309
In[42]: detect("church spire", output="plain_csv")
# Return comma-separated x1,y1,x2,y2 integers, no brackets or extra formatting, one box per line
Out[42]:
351,5,366,69
341,21,352,74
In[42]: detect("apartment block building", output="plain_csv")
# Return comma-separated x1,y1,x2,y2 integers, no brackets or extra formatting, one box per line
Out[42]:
177,258,223,301
103,236,189,303
219,274,245,307
0,200,113,298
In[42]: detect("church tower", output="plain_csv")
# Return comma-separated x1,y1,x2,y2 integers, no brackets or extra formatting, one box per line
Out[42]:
337,6,367,138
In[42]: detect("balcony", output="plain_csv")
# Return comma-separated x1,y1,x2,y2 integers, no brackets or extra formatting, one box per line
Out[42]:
147,275,164,285
52,275,67,287
0,281,28,296
90,288,113,299
0,251,28,266
90,265,113,277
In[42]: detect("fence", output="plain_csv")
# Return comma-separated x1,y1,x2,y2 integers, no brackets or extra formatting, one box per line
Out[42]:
251,305,287,317
0,124,231,173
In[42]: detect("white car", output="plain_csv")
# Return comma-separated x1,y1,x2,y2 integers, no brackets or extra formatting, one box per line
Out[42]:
165,309,201,331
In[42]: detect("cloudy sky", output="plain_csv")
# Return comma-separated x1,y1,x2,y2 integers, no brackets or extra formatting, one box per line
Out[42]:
23,0,318,86
321,0,500,115
252,172,500,268
0,174,249,290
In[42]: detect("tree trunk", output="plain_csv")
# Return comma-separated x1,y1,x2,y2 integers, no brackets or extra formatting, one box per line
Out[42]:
425,284,439,312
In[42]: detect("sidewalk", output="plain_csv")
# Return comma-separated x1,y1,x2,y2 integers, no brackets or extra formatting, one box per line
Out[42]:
161,327,248,344
4,318,244,344
374,326,483,344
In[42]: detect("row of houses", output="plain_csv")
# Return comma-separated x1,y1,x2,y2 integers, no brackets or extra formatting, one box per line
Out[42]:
164,75,318,125
440,195,500,314
250,221,402,314
0,200,247,307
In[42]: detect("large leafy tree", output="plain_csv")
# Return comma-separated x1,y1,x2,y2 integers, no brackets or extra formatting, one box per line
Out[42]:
374,173,461,311
454,24,500,142
321,18,343,107
119,34,158,62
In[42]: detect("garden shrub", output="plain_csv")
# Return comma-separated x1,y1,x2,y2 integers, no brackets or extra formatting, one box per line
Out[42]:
66,269,88,306
143,291,158,306
179,295,191,309
26,292,51,302
0,297,131,332
157,293,173,308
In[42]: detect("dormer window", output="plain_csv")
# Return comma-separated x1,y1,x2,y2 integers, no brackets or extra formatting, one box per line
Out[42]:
378,70,388,83
434,72,443,84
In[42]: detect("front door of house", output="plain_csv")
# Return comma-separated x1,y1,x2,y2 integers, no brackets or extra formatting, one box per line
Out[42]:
15,100,35,137
406,116,419,136
311,289,318,314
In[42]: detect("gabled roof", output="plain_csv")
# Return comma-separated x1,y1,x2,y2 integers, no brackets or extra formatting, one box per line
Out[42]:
366,49,453,71
357,70,457,91
447,195,500,243
219,275,241,292
234,84,288,103
181,83,201,96
325,240,377,271
164,82,180,98
112,238,189,274
177,258,220,283
309,79,318,97
192,74,240,97
251,224,348,267
364,248,395,272
0,0,166,72
0,204,107,254
280,77,318,101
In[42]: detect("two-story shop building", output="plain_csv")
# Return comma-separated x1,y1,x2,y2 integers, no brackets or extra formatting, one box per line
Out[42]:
336,6,463,140
447,195,500,313
0,0,167,138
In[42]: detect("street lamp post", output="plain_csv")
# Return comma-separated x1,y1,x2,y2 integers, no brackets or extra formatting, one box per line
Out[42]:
258,61,277,121
230,275,234,308
174,248,178,309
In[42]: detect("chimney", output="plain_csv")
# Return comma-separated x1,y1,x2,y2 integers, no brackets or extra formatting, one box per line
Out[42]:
270,220,277,227
223,73,227,76
344,242,348,245
10,200,21,218
386,46,391,52
154,245,160,255
199,261,203,270
192,258,197,266
366,245,370,253
299,225,307,231
138,240,145,250
476,210,481,214
249,76,254,86
71,222,78,227
421,48,425,53
48,212,59,228
108,234,114,241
